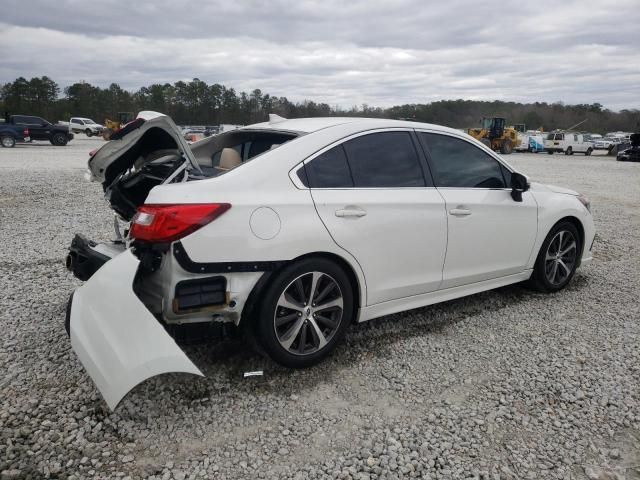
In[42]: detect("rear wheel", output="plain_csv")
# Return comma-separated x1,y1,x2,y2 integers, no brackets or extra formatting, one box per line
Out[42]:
547,150,554,155
51,133,68,146
565,147,572,155
254,258,354,368
528,221,581,292
1,135,16,148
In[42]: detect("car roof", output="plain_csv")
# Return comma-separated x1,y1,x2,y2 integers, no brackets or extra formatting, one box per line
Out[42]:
244,116,463,136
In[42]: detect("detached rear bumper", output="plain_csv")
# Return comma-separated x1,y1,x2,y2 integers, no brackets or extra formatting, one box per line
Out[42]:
67,249,203,409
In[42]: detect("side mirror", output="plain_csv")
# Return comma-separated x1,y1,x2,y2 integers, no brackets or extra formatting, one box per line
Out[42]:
510,172,530,202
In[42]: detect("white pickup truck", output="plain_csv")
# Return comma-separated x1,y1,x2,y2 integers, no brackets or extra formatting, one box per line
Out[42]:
69,117,104,137
544,132,594,156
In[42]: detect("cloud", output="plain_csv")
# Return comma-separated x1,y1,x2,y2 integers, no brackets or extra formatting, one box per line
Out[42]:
0,0,639,110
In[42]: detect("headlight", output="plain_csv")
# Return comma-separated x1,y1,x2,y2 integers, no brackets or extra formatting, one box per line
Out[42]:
577,194,591,213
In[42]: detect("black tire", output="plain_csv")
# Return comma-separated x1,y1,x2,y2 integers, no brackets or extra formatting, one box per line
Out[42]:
481,138,492,149
547,150,554,155
1,135,16,148
565,147,572,155
85,129,93,137
500,139,513,154
51,133,68,146
528,221,581,293
254,257,354,368
585,148,592,156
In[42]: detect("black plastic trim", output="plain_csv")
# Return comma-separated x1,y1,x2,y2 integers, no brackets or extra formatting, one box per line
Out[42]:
174,276,227,311
173,242,287,274
67,234,111,281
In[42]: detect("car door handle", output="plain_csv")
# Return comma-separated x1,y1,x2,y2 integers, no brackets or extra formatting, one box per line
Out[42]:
449,208,472,216
335,208,367,218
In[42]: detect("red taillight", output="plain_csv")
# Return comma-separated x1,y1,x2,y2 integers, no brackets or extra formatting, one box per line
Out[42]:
130,203,231,243
23,128,29,136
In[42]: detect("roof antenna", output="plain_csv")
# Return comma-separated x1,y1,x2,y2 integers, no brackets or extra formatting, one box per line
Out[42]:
269,114,287,124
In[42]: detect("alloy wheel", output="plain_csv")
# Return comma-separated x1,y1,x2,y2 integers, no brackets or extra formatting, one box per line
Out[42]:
544,230,577,286
274,271,344,356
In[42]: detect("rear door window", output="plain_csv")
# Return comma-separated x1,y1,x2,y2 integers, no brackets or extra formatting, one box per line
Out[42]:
304,145,353,188
342,131,425,188
418,132,507,189
302,131,427,189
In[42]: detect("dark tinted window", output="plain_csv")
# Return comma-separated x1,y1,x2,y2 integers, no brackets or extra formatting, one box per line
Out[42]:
14,116,48,126
304,145,353,188
419,133,507,188
343,132,425,187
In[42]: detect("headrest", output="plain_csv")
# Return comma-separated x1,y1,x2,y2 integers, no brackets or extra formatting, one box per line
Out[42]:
217,148,242,171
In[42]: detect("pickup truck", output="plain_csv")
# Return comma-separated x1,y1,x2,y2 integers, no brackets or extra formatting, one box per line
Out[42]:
4,115,73,146
0,124,30,148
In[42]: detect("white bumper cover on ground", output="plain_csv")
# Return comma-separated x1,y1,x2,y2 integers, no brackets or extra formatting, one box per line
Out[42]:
69,249,203,409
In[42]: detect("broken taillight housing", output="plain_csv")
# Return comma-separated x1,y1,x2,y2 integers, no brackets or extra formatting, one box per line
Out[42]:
130,203,231,243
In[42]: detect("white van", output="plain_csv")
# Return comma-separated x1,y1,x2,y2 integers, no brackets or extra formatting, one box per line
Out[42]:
544,132,594,156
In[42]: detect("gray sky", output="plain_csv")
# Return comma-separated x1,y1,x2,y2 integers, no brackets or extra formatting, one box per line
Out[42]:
1,0,639,110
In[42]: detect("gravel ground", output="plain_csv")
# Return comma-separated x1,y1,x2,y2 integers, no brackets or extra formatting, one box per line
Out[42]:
1,138,639,480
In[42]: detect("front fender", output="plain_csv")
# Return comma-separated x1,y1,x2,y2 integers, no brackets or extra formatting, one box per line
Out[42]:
69,249,203,409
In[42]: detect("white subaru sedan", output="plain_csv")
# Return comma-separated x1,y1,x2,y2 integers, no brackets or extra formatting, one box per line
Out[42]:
66,112,595,408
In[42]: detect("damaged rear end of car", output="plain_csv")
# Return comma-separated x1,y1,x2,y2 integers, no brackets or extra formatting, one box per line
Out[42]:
65,112,301,408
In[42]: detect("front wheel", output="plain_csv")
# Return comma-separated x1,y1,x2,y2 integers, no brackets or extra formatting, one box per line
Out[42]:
547,150,554,155
85,129,93,137
585,148,592,156
1,135,16,148
254,258,354,368
528,221,581,292
51,133,68,146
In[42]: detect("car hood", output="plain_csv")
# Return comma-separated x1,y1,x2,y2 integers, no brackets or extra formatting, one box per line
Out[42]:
530,182,579,196
88,111,199,185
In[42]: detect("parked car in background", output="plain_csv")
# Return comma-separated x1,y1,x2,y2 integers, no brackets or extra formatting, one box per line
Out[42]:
182,127,206,142
617,133,640,162
204,125,221,137
65,112,595,409
5,115,73,146
584,134,602,143
0,124,30,148
593,137,622,150
69,117,104,137
544,132,593,155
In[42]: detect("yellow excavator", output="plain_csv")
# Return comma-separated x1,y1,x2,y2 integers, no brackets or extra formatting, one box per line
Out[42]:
102,112,134,140
467,117,520,154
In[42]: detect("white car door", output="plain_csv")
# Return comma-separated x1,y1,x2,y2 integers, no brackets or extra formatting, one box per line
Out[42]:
417,131,538,289
303,130,447,306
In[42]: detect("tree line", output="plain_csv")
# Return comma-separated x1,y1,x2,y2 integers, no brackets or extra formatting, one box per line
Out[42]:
1,76,638,134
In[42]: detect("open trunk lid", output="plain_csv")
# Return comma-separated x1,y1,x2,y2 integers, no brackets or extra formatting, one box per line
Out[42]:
88,111,199,184
87,112,203,220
